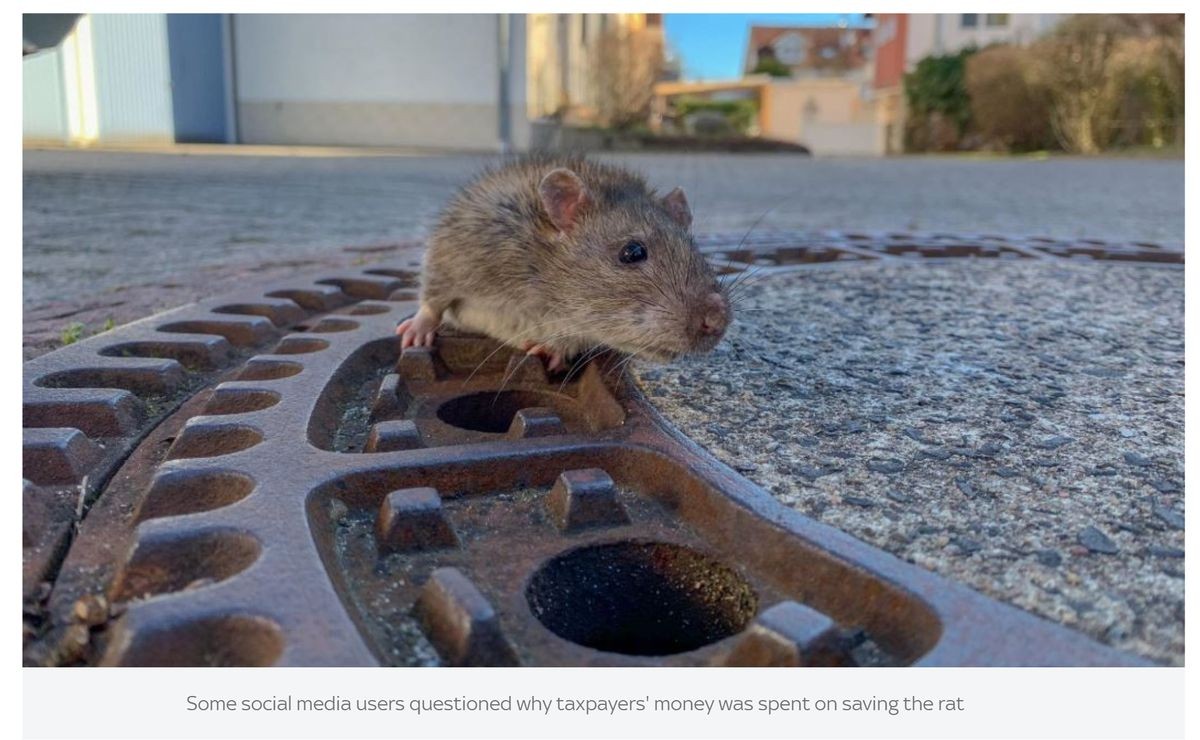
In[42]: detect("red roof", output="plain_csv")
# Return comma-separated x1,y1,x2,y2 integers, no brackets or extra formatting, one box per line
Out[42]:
747,25,872,73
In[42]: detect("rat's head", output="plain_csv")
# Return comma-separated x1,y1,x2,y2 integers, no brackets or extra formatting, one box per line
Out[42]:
535,166,731,363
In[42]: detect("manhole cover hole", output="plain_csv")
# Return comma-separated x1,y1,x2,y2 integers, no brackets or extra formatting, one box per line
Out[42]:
527,541,758,656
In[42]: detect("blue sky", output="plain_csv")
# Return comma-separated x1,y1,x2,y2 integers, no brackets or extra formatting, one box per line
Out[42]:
664,14,871,80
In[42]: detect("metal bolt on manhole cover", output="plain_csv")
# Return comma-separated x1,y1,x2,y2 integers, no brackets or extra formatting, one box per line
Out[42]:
25,232,1174,667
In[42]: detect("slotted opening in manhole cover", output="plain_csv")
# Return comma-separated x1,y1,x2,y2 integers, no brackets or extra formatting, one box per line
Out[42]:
526,541,758,656
436,390,568,434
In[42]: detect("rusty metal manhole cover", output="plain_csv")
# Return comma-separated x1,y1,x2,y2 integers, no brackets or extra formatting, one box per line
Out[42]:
25,231,1175,667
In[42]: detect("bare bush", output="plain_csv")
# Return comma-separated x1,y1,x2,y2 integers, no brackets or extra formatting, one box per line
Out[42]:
592,26,665,130
1030,14,1184,153
964,45,1053,151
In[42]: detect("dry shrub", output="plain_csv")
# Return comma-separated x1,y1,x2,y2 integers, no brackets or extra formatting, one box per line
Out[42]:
964,45,1053,151
1030,14,1183,153
592,26,665,130
1103,34,1184,148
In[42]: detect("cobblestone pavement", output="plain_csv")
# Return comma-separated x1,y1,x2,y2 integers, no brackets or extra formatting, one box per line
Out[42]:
635,259,1184,665
22,240,425,360
24,149,1182,319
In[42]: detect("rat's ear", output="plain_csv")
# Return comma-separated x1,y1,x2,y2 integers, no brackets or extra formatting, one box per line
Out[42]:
662,187,692,229
539,168,590,232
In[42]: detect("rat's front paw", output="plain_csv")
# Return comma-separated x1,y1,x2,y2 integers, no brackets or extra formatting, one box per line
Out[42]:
518,340,567,373
396,306,440,349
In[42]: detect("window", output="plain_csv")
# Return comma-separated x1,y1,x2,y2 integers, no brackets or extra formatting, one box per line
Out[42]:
960,14,978,28
985,14,1010,27
773,33,807,65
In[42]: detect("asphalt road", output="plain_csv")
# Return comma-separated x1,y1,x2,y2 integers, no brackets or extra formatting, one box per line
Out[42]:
23,149,1184,310
637,258,1184,665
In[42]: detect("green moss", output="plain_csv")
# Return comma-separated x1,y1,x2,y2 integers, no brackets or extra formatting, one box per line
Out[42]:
59,322,85,346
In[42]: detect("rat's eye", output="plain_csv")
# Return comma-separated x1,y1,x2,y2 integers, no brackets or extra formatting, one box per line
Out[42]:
619,241,648,264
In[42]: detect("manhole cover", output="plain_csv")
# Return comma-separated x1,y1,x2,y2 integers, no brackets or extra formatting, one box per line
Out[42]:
25,231,1172,667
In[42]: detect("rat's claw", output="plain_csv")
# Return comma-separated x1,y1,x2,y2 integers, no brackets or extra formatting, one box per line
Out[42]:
525,343,566,373
395,319,412,345
396,310,439,350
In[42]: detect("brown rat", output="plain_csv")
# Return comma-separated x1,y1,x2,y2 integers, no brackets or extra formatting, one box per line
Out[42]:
396,154,730,370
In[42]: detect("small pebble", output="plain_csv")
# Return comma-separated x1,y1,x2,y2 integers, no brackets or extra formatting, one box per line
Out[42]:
953,537,982,555
885,490,911,504
1146,545,1184,559
1078,526,1119,555
1034,435,1075,450
867,458,905,474
843,495,876,508
1035,549,1063,567
1151,504,1184,530
1149,479,1179,494
1124,452,1152,467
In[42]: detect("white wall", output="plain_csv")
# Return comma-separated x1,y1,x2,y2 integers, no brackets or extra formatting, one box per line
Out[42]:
233,14,500,105
23,47,69,143
503,14,530,151
763,79,882,156
906,13,1061,66
89,13,175,143
231,14,514,149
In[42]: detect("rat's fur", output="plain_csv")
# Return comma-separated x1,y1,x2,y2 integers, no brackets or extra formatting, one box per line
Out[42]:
412,154,729,363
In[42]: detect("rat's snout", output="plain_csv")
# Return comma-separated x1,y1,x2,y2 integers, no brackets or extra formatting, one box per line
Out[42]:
694,291,730,339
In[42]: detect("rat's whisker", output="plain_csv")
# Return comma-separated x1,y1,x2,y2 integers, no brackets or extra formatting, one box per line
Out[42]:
461,315,614,387
558,343,607,393
457,316,576,386
490,316,630,398
606,333,661,382
727,262,765,294
726,266,767,302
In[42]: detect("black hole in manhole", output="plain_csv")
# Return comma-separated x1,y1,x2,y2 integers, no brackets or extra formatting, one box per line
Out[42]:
436,390,560,434
526,541,757,656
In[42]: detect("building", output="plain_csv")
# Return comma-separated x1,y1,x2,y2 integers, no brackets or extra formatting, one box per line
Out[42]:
744,25,873,82
652,75,881,157
23,15,233,147
681,22,879,155
23,13,658,151
660,15,1066,156
525,13,660,124
872,13,1063,153
644,21,884,156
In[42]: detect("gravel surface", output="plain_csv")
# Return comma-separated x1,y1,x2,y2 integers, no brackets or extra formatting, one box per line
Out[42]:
634,259,1184,665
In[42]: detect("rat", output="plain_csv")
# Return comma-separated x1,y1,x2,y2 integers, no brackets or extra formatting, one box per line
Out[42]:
396,155,730,370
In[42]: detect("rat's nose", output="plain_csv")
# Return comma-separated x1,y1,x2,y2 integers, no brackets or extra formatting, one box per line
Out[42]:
696,292,729,337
